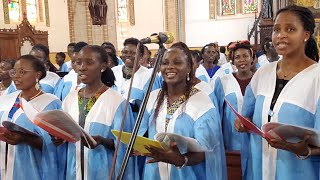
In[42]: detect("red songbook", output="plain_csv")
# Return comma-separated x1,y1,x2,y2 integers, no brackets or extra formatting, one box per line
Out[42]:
20,98,97,147
225,98,320,146
224,98,272,140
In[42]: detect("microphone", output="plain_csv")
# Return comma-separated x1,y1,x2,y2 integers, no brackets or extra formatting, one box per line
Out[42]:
140,32,174,44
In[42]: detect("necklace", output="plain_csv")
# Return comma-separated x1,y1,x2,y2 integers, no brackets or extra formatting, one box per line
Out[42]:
278,61,291,79
83,84,104,98
19,90,42,101
82,84,104,111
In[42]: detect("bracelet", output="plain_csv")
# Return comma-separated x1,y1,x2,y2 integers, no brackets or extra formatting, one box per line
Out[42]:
296,147,312,160
175,155,188,169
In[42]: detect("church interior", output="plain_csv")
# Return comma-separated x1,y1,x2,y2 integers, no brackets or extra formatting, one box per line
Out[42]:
0,1,320,180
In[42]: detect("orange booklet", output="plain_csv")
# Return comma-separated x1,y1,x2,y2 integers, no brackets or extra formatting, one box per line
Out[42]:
20,98,97,147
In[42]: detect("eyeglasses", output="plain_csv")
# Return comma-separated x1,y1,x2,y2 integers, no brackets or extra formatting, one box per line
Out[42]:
9,69,34,77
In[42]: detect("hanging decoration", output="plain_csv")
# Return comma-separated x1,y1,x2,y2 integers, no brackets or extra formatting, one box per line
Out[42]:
88,0,108,25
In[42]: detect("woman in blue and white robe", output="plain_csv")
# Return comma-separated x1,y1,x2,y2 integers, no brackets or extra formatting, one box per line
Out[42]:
236,6,320,180
62,89,137,180
0,55,63,180
138,44,227,180
62,45,137,180
214,41,255,180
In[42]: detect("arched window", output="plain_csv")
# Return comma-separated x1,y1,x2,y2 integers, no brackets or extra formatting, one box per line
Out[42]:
221,0,236,15
26,0,38,22
219,0,258,16
118,0,128,22
7,0,45,23
8,0,20,21
244,0,258,14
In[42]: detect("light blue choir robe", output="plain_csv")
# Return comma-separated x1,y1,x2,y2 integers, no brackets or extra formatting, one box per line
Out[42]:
195,64,210,83
194,80,219,107
0,91,64,180
54,70,84,101
138,89,227,180
62,88,138,180
214,73,244,150
242,62,320,180
58,63,69,72
112,65,152,102
214,73,251,179
2,82,17,95
40,71,61,94
210,62,236,90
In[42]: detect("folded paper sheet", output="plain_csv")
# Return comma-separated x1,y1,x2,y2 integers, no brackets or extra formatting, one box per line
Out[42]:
225,98,320,146
111,130,163,154
21,98,96,146
112,130,209,154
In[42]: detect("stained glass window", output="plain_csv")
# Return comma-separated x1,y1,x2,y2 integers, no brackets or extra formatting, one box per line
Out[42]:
221,0,236,15
8,0,20,21
244,0,257,14
26,0,37,22
118,0,128,22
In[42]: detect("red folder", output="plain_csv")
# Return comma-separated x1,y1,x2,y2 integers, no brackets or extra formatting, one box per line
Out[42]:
225,98,272,139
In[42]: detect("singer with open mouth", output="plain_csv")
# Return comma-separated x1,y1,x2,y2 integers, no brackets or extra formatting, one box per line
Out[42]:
137,43,227,180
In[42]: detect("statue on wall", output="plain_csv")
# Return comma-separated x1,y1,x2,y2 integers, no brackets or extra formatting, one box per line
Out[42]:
262,0,274,19
88,0,108,25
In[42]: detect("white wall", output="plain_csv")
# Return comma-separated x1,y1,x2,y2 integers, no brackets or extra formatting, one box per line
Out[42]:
117,0,165,50
0,0,70,52
185,0,256,47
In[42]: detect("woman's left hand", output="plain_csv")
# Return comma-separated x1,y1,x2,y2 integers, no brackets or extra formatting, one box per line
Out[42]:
266,135,310,156
145,142,185,166
2,131,24,145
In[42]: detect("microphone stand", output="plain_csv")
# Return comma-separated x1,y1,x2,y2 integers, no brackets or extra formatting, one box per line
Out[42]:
116,42,166,180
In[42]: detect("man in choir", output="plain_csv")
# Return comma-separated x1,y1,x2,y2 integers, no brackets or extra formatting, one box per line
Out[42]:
55,52,69,72
29,44,61,94
198,43,220,83
66,42,76,71
54,41,87,101
112,37,157,115
0,59,15,96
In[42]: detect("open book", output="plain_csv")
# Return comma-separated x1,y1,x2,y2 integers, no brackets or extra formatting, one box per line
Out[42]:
20,98,97,147
111,130,208,154
225,99,320,147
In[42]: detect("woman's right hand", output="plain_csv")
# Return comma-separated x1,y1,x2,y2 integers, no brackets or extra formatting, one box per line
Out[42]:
234,117,250,132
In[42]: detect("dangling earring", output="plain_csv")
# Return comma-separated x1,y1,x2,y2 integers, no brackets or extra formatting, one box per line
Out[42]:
35,79,40,90
187,73,190,81
101,69,104,72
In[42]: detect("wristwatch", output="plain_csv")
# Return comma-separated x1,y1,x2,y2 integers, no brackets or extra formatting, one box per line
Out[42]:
175,155,188,169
